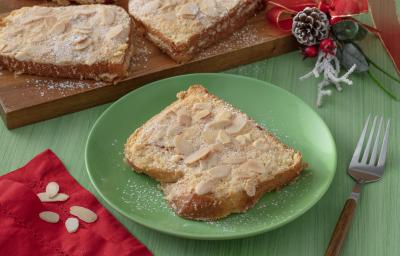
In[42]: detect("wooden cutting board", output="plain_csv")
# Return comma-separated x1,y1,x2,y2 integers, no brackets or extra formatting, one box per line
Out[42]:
0,0,296,129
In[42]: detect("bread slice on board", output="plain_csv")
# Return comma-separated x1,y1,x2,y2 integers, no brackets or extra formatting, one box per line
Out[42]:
125,85,304,220
128,0,262,62
0,5,132,82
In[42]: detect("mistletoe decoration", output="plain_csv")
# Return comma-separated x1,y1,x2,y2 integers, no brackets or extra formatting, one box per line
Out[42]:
290,6,400,107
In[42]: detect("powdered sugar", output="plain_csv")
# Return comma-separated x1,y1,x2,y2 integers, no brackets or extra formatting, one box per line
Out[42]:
26,78,106,97
197,26,262,60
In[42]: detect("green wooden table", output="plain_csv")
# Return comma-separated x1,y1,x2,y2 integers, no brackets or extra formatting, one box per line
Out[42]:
1,15,399,256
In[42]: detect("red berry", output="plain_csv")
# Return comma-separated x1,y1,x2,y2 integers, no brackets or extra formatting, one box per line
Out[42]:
302,45,319,58
319,38,336,55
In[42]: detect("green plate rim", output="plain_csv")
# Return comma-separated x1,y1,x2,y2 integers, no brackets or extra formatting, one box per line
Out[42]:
85,73,337,240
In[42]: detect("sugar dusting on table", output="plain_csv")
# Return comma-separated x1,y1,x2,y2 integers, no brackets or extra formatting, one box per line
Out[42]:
197,26,263,60
26,78,107,97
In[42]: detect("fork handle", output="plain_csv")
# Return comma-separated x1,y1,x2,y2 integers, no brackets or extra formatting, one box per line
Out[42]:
326,183,362,256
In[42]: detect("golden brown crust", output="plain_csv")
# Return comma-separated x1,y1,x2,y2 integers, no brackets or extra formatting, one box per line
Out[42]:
167,157,303,220
126,158,183,183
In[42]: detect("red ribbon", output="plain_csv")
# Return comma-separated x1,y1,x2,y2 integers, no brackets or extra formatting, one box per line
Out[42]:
369,0,400,74
266,0,369,31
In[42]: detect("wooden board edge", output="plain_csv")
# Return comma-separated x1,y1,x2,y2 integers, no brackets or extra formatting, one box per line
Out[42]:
3,36,296,129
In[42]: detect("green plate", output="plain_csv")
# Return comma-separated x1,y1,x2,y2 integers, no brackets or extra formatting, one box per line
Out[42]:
85,73,337,240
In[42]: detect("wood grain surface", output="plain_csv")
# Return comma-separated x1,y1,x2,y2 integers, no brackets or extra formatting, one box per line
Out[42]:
1,5,400,256
326,199,357,256
0,0,296,129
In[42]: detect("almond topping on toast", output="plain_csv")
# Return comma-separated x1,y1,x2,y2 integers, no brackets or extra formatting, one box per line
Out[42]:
184,146,211,164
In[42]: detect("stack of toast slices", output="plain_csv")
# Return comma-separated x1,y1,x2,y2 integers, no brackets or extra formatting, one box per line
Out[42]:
124,85,304,220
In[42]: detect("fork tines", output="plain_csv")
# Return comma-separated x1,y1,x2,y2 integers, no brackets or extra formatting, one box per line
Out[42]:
351,115,391,167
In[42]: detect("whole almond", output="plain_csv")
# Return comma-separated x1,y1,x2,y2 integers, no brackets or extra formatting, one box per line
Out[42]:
39,211,60,223
70,206,97,223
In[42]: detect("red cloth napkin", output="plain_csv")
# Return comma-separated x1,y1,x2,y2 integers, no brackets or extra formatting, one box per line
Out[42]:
0,149,152,256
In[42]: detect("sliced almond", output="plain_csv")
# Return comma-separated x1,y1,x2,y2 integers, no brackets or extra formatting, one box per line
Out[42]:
199,0,219,17
199,153,218,170
167,125,182,137
193,109,211,121
74,38,91,51
15,51,30,61
183,126,200,139
141,1,161,15
37,192,69,202
193,103,211,111
226,115,247,134
39,211,59,223
0,44,7,52
206,119,231,129
78,10,97,16
73,35,91,51
31,34,46,43
195,179,214,195
45,182,59,198
208,166,231,178
21,16,44,25
171,155,183,163
101,8,115,25
178,113,191,126
184,146,211,164
217,130,231,144
235,133,252,145
216,111,232,121
179,3,199,19
50,22,66,35
223,155,247,164
174,134,193,155
202,128,218,144
75,26,92,34
211,143,224,152
65,217,79,233
241,159,265,174
70,206,97,223
107,24,124,40
244,179,257,197
252,138,269,150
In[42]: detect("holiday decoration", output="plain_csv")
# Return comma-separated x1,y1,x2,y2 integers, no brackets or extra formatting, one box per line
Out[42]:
265,0,400,107
292,7,329,46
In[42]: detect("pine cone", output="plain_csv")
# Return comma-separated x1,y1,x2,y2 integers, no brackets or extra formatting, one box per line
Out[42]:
292,7,329,46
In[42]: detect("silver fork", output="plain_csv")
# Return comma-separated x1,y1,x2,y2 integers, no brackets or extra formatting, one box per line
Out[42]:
326,115,391,256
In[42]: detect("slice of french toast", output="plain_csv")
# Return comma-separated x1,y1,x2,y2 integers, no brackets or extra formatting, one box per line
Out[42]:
125,85,304,220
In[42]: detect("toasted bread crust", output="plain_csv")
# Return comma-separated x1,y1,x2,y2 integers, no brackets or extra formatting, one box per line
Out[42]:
0,53,131,82
124,85,305,220
164,156,302,220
